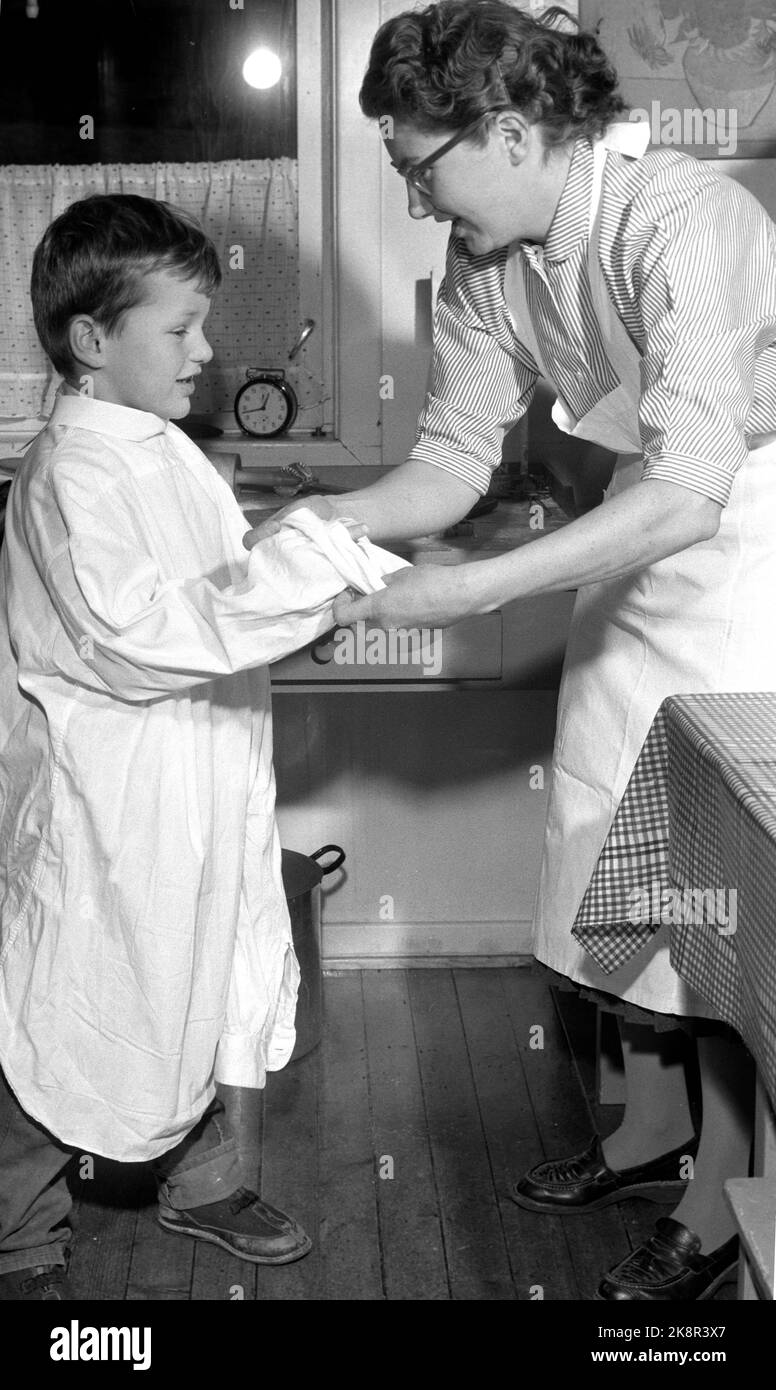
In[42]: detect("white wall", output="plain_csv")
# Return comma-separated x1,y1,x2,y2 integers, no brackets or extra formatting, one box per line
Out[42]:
710,158,776,215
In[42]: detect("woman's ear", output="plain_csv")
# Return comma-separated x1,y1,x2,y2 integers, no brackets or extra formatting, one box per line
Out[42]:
67,314,107,372
494,110,533,165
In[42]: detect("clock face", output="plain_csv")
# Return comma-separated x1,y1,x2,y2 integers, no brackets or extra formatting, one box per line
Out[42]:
235,379,295,437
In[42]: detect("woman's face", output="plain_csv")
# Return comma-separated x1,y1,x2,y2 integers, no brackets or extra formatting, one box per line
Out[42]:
385,114,567,255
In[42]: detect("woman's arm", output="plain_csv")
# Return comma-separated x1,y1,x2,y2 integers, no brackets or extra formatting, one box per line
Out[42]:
243,458,480,547
333,477,722,628
244,236,535,549
325,459,482,540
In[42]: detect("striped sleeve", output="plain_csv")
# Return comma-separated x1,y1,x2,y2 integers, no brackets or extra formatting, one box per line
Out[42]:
618,161,776,506
407,236,538,494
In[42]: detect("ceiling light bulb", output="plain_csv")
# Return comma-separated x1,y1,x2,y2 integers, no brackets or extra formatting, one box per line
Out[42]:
242,48,282,90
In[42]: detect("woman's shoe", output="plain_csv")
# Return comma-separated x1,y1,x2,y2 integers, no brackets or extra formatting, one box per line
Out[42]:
598,1218,739,1300
511,1133,698,1212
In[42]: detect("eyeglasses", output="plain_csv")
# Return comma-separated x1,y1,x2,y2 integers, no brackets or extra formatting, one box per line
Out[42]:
390,108,507,194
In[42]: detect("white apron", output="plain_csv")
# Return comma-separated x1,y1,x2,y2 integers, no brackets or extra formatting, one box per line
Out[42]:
504,122,776,1015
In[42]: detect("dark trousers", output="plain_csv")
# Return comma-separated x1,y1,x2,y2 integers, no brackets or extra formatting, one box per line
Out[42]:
0,1065,244,1274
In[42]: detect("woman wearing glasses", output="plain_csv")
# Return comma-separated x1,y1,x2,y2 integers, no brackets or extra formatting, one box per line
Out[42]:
247,2,776,1299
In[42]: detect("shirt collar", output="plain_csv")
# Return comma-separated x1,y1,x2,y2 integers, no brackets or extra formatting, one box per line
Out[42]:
528,136,594,265
50,385,169,441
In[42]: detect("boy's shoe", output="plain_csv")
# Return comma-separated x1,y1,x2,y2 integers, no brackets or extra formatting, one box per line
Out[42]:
158,1186,312,1265
0,1264,71,1300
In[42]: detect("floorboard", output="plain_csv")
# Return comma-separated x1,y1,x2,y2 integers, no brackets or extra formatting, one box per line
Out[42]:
253,1046,322,1301
408,970,515,1299
316,972,383,1301
68,1161,144,1301
61,967,741,1301
454,968,579,1300
362,969,448,1300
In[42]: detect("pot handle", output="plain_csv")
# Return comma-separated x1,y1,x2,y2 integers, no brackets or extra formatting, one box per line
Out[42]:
311,844,346,875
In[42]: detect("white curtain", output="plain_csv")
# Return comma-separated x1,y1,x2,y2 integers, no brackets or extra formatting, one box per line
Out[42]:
0,159,299,421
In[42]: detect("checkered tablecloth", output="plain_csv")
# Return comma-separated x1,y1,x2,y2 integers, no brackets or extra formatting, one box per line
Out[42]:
665,693,776,1107
574,691,776,1109
571,704,673,971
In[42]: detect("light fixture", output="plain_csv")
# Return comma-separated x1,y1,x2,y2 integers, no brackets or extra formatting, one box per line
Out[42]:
26,0,40,16
242,47,282,90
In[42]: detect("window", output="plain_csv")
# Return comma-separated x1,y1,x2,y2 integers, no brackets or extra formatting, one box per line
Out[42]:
0,0,340,448
0,0,297,162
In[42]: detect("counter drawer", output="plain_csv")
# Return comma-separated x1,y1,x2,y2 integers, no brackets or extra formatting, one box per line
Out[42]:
271,613,502,684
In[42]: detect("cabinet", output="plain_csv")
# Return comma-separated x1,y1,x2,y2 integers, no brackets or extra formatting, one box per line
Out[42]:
273,687,561,965
272,582,574,964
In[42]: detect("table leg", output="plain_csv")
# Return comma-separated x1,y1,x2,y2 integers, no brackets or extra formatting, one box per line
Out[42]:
753,1075,776,1177
737,1256,759,1301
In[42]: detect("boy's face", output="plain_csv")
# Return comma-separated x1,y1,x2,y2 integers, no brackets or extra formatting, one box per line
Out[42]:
91,268,213,419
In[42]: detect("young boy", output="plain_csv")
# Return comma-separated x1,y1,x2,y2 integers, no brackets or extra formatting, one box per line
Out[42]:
0,194,400,1300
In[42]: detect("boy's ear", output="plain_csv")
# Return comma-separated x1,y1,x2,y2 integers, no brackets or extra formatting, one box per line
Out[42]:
67,314,108,371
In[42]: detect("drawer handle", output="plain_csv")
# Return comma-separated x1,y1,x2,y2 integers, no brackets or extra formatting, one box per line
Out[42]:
310,632,336,665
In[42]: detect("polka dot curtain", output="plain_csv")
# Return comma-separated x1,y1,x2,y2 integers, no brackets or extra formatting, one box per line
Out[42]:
0,160,318,424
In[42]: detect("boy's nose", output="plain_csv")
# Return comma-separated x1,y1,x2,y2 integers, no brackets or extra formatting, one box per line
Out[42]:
192,332,214,365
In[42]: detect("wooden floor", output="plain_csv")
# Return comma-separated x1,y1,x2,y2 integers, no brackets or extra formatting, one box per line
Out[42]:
66,967,735,1301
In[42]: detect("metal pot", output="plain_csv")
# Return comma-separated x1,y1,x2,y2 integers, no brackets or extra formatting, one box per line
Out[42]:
281,844,345,1061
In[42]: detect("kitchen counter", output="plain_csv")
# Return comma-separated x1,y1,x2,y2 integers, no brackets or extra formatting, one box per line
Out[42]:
232,462,577,691
237,463,569,567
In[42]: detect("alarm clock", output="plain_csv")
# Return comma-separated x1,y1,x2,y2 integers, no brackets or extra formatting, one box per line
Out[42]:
234,368,298,438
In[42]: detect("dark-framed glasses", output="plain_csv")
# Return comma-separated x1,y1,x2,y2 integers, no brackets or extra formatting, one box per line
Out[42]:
391,107,507,194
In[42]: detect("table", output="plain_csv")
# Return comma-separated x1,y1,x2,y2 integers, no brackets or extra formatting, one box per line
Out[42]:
663,694,776,1299
581,691,776,1298
663,694,776,1113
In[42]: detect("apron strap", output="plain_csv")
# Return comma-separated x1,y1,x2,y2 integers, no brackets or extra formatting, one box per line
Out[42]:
503,122,650,404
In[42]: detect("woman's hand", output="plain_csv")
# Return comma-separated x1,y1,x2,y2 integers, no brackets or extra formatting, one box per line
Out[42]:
333,562,482,630
242,496,368,548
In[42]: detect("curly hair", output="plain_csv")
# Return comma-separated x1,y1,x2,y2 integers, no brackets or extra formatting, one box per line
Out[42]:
359,2,626,148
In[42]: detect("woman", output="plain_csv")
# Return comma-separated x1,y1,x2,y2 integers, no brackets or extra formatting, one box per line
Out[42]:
247,1,776,1299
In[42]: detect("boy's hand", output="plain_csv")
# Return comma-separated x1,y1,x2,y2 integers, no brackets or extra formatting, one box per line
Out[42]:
242,495,367,548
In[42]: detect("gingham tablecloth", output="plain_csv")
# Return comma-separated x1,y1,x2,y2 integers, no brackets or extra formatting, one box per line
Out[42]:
574,691,776,1109
571,703,673,971
665,694,776,1106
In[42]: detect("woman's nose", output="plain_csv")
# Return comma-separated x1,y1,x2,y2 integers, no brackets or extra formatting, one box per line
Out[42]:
407,184,434,220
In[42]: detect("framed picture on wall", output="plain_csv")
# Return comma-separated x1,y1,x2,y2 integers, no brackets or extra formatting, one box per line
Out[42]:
579,1,776,159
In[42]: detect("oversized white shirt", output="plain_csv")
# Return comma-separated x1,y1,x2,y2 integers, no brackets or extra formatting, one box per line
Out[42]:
0,390,403,1161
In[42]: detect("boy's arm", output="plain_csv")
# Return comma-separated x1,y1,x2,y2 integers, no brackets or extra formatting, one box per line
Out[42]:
19,467,382,703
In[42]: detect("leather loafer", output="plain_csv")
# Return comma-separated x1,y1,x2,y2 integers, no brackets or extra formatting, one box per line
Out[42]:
158,1185,312,1265
511,1133,698,1213
598,1218,738,1300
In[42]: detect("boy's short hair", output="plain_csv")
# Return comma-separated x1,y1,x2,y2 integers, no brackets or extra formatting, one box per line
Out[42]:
31,193,222,377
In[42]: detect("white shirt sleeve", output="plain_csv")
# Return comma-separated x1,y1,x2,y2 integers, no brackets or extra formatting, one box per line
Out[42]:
26,459,407,702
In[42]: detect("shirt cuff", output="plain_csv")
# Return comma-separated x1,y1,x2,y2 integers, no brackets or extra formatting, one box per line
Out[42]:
407,441,492,496
640,453,739,508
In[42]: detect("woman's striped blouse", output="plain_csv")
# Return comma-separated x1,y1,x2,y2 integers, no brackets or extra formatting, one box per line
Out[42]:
408,135,776,507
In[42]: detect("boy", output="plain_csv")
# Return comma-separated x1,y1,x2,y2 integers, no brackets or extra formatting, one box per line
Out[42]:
0,194,397,1299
